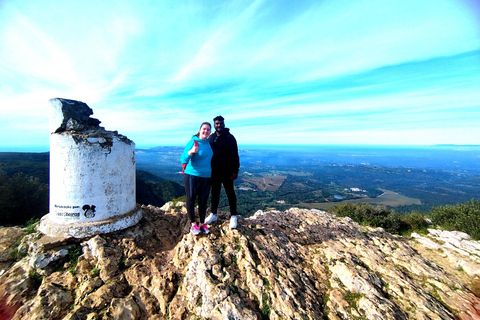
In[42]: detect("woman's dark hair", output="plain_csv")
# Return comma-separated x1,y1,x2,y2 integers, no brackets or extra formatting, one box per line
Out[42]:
194,122,211,137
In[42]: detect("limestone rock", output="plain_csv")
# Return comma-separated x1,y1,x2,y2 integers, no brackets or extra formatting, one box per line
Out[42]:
1,205,480,319
411,229,480,277
106,297,141,320
0,227,24,272
12,282,73,320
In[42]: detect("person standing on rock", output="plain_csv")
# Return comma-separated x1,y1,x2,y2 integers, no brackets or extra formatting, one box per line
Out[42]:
180,122,213,235
205,115,240,229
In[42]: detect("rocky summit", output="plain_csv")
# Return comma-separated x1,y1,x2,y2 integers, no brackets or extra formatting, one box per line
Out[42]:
1,204,480,320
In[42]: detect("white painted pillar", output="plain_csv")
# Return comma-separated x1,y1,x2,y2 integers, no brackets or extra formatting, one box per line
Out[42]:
39,98,142,238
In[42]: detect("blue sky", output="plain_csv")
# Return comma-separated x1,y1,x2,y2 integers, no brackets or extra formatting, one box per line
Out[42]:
1,0,479,151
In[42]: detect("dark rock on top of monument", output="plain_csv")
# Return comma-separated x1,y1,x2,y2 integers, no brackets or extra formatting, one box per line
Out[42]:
53,98,101,133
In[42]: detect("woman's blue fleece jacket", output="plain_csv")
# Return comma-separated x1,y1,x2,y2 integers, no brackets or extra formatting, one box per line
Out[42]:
180,136,213,178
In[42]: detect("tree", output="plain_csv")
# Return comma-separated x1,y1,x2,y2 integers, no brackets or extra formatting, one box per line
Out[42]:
429,199,480,240
0,169,49,226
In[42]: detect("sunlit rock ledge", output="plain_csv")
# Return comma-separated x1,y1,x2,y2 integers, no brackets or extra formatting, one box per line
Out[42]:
1,205,480,319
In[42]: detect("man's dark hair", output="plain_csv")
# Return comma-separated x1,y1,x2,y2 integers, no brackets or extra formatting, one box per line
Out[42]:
213,115,224,122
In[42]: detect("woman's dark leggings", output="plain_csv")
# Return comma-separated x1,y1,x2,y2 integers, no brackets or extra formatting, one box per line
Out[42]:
184,174,210,224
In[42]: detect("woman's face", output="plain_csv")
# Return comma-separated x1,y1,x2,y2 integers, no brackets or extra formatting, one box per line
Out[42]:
199,124,211,140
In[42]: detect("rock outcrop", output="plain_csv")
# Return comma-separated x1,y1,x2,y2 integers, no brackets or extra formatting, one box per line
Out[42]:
1,205,480,319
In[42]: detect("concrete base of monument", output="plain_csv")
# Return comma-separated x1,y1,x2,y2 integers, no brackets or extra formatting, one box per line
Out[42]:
38,205,143,239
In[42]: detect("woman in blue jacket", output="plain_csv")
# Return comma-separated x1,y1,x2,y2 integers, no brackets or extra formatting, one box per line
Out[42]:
180,122,213,235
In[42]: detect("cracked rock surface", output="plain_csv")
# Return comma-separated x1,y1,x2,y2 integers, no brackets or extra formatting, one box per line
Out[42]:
1,205,480,319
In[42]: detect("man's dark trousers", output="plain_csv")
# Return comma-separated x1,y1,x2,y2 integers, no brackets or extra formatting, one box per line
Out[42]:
210,174,237,215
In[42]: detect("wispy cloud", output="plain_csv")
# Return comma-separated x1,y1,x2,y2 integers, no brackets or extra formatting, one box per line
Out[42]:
0,0,479,150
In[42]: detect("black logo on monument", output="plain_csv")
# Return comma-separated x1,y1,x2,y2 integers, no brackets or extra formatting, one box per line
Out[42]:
82,205,96,218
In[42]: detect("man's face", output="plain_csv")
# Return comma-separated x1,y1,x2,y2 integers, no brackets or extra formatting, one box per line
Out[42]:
214,120,225,134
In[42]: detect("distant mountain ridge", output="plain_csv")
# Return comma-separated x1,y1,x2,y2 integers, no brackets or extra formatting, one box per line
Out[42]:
433,144,480,147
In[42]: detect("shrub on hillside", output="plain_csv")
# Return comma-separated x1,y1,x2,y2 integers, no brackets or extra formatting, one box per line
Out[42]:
136,170,185,207
400,212,429,234
0,169,49,226
429,199,480,240
327,203,409,235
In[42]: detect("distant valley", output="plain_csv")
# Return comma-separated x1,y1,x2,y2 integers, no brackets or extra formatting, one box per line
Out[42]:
1,145,479,226
136,145,480,215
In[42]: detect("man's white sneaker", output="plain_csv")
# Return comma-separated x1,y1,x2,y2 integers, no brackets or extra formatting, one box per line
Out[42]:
230,215,237,229
205,213,218,224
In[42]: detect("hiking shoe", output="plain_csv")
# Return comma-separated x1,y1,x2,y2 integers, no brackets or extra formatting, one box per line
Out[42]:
205,213,218,224
200,225,210,234
230,215,237,229
190,224,201,236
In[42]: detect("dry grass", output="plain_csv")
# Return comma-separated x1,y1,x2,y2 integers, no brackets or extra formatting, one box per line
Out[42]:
243,175,286,192
299,189,421,210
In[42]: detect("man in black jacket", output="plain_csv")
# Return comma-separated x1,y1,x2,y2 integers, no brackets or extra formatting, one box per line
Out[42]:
205,115,240,228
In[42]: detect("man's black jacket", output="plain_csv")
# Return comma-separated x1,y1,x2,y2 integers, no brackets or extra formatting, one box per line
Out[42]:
209,128,240,178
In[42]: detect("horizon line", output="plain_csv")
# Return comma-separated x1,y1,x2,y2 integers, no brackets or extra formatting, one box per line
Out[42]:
2,143,480,153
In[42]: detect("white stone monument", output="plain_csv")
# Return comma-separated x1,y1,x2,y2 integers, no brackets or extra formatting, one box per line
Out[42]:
38,98,142,238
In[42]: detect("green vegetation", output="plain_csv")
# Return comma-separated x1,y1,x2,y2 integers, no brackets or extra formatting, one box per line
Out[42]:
429,199,480,240
327,203,412,235
28,270,43,290
9,238,25,261
0,152,49,183
92,267,100,277
0,168,48,226
343,290,364,309
262,277,271,290
66,244,83,275
8,218,41,261
24,218,40,234
400,212,429,234
260,292,270,319
327,200,480,240
172,195,187,206
136,170,185,207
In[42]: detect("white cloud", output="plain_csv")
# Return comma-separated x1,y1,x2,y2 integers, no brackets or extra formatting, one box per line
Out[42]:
0,0,479,150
